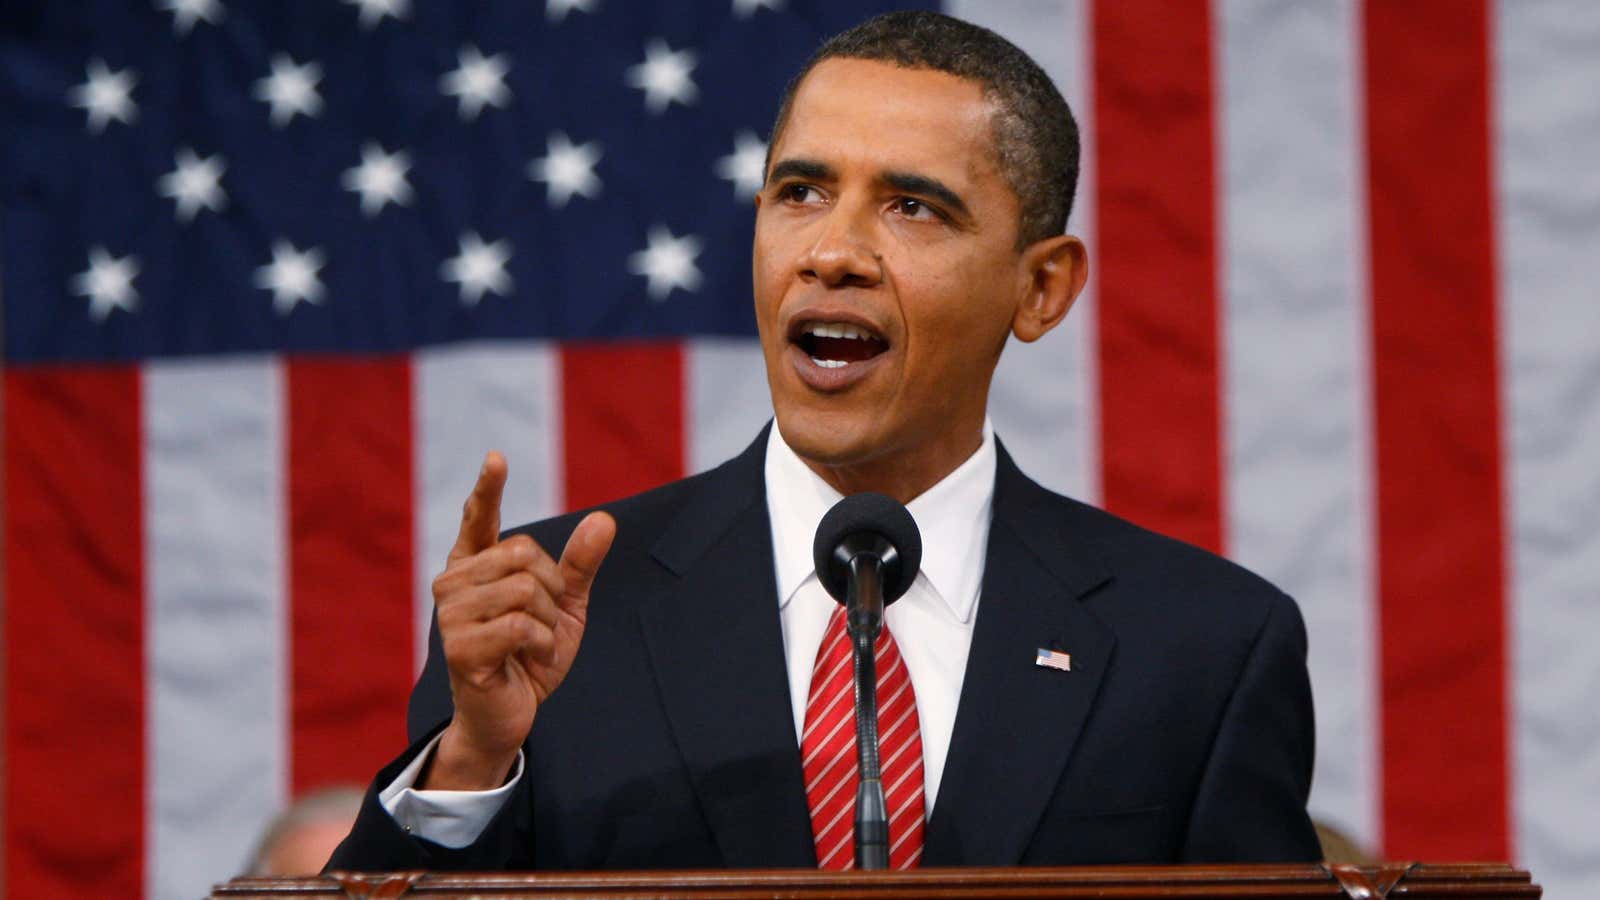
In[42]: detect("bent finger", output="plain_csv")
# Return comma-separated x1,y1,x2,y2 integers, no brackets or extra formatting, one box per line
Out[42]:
454,534,562,590
454,573,560,627
445,612,554,674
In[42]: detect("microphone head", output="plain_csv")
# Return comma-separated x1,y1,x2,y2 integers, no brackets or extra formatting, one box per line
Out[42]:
812,492,923,606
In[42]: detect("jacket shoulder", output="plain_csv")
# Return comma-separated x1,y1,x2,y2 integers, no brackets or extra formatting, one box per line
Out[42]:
1008,468,1301,641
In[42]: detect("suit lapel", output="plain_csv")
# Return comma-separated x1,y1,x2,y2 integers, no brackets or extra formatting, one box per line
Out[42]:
924,445,1116,865
633,428,817,867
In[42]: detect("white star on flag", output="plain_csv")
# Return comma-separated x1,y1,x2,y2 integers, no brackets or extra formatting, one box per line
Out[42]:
255,240,326,315
546,0,598,22
157,148,227,223
629,225,703,301
528,132,602,208
441,46,511,121
342,143,414,217
344,0,408,29
71,246,140,322
732,0,783,17
69,59,138,133
715,130,767,198
158,0,224,35
441,232,514,305
626,39,698,114
254,55,323,128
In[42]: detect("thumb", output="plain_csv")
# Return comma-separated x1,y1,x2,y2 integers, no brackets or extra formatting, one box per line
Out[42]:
557,511,616,608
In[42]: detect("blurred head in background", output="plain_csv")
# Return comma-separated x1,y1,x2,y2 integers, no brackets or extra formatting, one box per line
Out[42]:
246,785,364,876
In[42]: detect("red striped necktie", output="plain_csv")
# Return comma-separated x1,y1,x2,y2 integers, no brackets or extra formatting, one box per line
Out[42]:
801,604,926,870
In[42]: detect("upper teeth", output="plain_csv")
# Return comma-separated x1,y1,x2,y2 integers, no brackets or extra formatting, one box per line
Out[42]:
805,322,875,340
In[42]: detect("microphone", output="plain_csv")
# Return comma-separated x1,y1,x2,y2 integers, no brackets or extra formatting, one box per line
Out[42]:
812,493,922,871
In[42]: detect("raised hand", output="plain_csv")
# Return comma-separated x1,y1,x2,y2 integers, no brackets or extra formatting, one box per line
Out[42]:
423,451,615,790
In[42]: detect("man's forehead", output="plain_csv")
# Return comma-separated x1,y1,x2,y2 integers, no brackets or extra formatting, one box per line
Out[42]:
774,58,999,178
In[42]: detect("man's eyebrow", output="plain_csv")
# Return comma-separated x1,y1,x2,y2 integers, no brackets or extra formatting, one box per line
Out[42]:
882,171,971,220
766,159,834,185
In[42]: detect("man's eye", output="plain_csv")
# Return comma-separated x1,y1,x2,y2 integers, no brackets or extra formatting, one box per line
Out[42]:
892,197,940,221
779,184,820,204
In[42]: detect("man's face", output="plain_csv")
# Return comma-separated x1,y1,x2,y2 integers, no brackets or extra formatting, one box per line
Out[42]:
753,58,1030,484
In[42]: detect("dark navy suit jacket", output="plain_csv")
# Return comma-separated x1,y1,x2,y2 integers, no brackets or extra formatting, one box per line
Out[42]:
329,429,1320,869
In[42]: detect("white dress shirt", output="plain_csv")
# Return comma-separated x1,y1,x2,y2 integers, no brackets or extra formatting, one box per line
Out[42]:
765,421,994,813
384,423,996,848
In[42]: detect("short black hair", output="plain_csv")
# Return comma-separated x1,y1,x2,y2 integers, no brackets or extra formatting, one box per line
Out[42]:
769,11,1079,247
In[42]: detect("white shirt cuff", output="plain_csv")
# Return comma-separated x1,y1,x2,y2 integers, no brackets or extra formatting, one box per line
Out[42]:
378,732,524,849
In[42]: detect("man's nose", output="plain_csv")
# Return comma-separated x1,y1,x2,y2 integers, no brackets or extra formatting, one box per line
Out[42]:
797,203,882,288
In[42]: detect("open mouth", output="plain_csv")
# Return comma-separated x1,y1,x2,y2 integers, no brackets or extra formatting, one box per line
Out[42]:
790,320,890,369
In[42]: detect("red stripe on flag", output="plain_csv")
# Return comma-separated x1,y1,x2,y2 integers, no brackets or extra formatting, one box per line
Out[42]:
287,357,416,793
3,368,144,897
1363,1,1510,859
1092,0,1226,553
560,343,685,511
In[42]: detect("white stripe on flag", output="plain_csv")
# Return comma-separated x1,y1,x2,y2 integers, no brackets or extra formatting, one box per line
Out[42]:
1216,0,1376,847
145,358,287,898
956,0,1100,503
415,342,562,666
1496,3,1600,895
687,337,773,473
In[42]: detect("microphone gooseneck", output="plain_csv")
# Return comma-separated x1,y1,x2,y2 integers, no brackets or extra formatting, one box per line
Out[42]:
812,493,922,871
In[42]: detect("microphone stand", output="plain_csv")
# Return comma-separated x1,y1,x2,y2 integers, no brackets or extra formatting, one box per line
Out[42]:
846,552,889,871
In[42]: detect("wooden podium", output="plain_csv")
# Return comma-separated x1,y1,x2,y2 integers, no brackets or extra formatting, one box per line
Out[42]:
213,863,1540,898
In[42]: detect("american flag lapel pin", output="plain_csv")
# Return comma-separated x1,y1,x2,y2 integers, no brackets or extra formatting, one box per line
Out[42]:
1035,648,1072,672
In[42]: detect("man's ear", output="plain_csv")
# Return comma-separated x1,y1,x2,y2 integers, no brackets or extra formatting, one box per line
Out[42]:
1012,234,1087,343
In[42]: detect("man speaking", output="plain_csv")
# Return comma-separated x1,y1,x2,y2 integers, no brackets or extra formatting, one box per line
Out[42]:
331,11,1320,870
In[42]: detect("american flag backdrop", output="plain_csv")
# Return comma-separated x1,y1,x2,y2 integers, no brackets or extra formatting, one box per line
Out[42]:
2,0,1597,897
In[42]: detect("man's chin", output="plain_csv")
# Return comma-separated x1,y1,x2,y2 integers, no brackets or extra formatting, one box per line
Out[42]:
772,407,883,469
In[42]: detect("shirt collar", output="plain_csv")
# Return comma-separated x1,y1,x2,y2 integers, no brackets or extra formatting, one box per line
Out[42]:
764,421,996,624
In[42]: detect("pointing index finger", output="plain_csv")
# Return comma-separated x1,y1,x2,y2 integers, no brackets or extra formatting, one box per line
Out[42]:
450,451,507,563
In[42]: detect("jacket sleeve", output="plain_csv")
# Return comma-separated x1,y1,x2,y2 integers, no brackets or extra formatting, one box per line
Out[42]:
326,610,539,871
1180,590,1322,862
325,721,540,871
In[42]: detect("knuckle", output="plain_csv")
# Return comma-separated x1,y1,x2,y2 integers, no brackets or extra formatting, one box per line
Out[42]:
505,535,539,566
510,546,535,570
431,571,457,600
509,571,541,599
503,611,537,645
